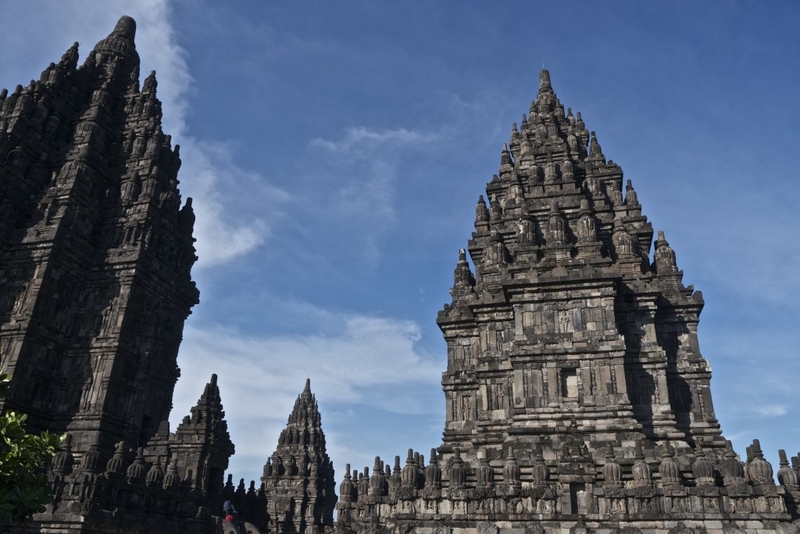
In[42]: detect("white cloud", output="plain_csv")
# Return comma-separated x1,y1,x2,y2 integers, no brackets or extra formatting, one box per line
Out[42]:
178,140,287,267
753,405,788,417
310,127,440,156
125,1,192,139
177,313,439,408
171,306,442,478
83,2,286,268
124,7,282,268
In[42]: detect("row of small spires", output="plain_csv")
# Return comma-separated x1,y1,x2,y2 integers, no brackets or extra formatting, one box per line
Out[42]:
475,193,641,239
453,220,680,285
261,453,331,479
340,440,800,502
50,437,186,491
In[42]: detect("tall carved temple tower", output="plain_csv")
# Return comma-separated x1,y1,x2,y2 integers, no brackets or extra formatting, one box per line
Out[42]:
0,16,338,534
0,16,199,455
336,71,800,532
437,68,722,463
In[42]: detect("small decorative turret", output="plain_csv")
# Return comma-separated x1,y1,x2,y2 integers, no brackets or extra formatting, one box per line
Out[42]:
163,458,181,490
476,454,494,488
389,455,402,495
547,201,568,246
126,447,147,482
658,443,682,488
691,444,716,486
517,217,537,247
145,459,164,487
474,195,489,233
105,441,127,476
339,464,355,502
401,448,419,490
499,143,513,175
589,131,605,161
370,456,388,496
79,443,103,475
583,162,602,197
531,447,549,486
51,434,75,477
719,440,746,489
625,179,640,207
576,199,598,244
631,441,652,487
502,449,520,493
654,230,679,275
777,450,798,488
519,135,534,161
489,195,502,223
142,70,158,95
602,444,622,488
539,68,552,92
58,42,80,71
748,439,774,485
612,219,637,260
357,468,370,497
452,249,475,294
544,160,558,184
424,448,442,489
449,448,466,489
262,457,273,480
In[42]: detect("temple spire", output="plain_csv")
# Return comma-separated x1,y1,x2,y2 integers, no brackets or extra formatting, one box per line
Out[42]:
262,380,336,530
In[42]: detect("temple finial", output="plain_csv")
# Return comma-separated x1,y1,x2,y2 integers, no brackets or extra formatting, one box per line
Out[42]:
539,68,551,90
112,16,137,41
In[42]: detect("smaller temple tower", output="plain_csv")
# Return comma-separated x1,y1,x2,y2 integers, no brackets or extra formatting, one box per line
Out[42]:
260,379,337,533
144,373,235,506
37,374,235,533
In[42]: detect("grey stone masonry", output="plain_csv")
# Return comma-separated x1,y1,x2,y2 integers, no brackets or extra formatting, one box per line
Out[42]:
335,70,800,533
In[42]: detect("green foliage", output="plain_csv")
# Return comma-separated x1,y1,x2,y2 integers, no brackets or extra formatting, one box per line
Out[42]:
0,373,61,522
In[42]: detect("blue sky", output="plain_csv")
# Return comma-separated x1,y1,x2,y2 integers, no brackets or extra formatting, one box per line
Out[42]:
1,1,798,482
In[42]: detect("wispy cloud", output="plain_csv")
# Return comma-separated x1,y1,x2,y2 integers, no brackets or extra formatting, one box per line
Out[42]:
178,140,288,267
310,127,440,156
126,7,280,268
306,127,441,266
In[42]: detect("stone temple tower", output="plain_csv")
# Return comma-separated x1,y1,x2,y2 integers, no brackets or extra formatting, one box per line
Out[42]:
258,379,337,533
336,70,800,532
437,68,723,464
0,16,198,457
